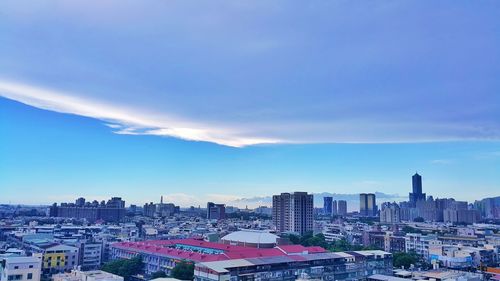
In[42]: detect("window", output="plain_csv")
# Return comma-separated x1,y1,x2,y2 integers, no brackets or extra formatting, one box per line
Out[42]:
27,273,33,280
29,265,34,269
14,266,19,269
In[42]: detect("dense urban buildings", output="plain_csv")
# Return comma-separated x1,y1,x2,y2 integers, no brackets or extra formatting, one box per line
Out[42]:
49,197,126,223
143,196,180,218
272,192,313,235
360,193,377,217
194,250,393,281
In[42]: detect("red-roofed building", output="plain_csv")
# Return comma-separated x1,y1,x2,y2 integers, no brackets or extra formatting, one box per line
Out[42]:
110,238,326,275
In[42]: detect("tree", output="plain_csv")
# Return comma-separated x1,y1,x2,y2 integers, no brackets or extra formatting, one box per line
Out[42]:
402,225,423,234
102,256,143,281
171,261,194,280
393,252,418,269
151,271,167,279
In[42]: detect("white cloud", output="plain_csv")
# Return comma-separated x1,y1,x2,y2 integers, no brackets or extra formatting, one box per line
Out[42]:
430,159,454,165
0,80,279,147
161,193,244,207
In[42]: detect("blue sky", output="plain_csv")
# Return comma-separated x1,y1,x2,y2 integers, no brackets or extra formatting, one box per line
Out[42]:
1,1,499,206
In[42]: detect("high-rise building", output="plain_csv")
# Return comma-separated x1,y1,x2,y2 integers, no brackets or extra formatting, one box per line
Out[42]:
337,200,347,216
380,202,401,223
323,197,333,215
49,197,126,222
332,200,338,215
409,173,426,206
272,192,313,235
207,202,226,220
360,193,377,217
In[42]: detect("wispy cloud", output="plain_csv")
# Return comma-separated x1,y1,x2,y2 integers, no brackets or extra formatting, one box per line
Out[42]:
0,80,279,147
1,1,499,147
430,159,454,165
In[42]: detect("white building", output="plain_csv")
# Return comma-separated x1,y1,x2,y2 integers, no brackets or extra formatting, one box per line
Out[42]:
52,270,123,281
404,233,441,259
0,256,42,281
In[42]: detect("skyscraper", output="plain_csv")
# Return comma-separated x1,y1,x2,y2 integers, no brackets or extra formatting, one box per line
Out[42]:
360,193,377,217
272,192,313,235
409,173,426,206
323,196,333,215
332,200,338,215
338,200,347,216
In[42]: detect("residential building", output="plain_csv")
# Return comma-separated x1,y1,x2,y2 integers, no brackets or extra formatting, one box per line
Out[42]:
110,238,326,275
404,233,441,259
360,193,377,217
332,200,338,215
52,270,123,281
380,202,400,224
272,192,313,235
338,200,348,216
323,197,333,215
206,203,225,220
40,244,79,274
194,250,393,281
0,256,41,281
49,197,125,223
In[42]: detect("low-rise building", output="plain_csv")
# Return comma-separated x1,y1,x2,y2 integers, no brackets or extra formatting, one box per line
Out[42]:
52,270,123,281
0,256,42,281
194,250,393,281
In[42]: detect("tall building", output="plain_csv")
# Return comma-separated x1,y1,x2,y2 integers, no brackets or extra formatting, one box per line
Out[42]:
359,193,377,217
332,200,338,215
272,192,313,235
409,173,426,206
323,197,333,215
49,197,125,223
337,200,347,216
380,202,401,224
207,202,226,220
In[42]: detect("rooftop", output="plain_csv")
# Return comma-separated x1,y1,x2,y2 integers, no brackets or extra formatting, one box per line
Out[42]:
112,238,327,263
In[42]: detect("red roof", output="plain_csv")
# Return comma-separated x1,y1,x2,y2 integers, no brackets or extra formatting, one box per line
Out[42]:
277,245,327,254
112,239,326,263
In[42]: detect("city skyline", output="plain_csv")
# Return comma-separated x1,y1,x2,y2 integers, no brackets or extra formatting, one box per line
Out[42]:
1,1,499,205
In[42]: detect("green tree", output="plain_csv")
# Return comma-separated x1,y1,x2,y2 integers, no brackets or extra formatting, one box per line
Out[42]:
393,252,418,269
171,261,194,280
151,271,167,279
102,256,143,281
413,217,425,222
402,225,423,234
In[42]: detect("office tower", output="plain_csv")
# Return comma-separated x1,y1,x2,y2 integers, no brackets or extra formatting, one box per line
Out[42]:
272,192,313,235
332,200,338,215
338,200,347,216
360,193,377,217
323,197,333,215
409,173,426,206
207,202,226,220
380,202,401,223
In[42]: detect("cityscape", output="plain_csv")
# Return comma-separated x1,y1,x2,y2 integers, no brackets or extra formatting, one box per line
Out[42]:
1,2,500,281
1,173,499,281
